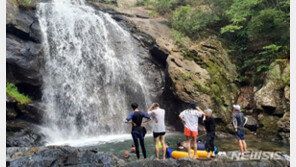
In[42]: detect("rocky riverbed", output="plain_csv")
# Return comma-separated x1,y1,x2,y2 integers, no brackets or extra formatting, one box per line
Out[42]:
6,146,290,167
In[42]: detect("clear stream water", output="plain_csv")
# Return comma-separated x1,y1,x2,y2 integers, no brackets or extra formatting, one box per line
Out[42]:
83,133,289,160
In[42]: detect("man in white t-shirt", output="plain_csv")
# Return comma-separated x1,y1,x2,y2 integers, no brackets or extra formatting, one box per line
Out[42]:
147,103,166,160
179,102,205,158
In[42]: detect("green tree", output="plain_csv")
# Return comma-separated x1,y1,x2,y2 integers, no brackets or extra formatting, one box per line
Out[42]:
172,6,215,38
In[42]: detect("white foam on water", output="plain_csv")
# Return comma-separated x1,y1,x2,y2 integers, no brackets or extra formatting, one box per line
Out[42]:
45,134,131,147
45,133,154,147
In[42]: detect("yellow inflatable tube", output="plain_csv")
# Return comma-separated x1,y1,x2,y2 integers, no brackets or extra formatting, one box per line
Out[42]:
172,150,212,159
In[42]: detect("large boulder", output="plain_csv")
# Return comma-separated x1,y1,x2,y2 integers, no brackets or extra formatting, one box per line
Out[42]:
245,116,259,131
7,146,126,167
253,61,290,142
254,62,290,116
167,37,239,123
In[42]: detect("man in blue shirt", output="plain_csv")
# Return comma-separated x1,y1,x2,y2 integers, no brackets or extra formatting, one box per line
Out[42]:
232,104,248,156
125,103,151,159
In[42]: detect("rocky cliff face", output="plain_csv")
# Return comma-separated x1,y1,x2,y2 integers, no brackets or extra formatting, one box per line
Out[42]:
6,0,45,147
6,0,290,146
255,62,289,142
166,37,239,124
236,61,290,142
7,0,43,86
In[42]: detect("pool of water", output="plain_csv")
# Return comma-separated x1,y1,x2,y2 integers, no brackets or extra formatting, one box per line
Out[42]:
83,132,289,160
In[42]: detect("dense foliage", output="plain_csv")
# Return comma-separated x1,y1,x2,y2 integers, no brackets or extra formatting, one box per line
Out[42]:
136,0,290,84
221,0,289,79
6,83,31,104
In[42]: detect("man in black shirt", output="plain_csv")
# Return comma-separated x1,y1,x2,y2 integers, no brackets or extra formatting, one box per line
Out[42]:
203,109,215,158
125,103,151,159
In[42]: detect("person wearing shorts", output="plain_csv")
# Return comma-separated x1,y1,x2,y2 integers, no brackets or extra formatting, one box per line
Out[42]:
147,103,166,160
179,102,205,158
232,104,248,156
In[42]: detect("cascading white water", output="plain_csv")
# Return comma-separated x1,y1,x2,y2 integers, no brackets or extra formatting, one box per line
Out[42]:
37,0,152,145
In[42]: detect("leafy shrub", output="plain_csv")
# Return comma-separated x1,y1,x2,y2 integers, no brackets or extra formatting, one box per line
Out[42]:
220,0,289,82
153,0,177,15
6,83,31,104
221,25,243,34
256,44,282,73
172,6,214,38
247,9,289,44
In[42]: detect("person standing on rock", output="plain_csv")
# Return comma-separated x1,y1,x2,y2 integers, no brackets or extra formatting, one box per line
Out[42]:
232,104,248,156
125,103,151,159
203,109,216,158
146,103,166,160
179,102,205,158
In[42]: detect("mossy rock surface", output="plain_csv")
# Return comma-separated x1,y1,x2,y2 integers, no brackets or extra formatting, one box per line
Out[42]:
167,36,239,123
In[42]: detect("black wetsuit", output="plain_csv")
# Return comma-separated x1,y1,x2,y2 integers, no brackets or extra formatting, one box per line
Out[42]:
204,116,215,152
126,111,150,159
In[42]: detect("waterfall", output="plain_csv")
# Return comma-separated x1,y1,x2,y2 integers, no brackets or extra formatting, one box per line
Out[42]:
37,0,152,145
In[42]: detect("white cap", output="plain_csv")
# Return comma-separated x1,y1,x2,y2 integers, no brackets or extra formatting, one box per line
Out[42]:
233,104,241,111
204,109,212,113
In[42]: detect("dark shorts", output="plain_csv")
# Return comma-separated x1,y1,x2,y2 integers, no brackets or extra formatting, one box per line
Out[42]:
235,128,245,140
153,132,165,138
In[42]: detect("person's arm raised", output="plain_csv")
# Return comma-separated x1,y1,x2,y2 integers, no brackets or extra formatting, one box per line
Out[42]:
203,115,206,121
146,103,155,114
196,106,206,116
142,111,151,124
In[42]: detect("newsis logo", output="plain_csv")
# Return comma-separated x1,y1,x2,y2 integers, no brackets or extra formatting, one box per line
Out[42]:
219,150,283,160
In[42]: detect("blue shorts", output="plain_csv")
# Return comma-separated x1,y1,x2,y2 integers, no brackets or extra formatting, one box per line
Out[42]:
235,128,245,140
